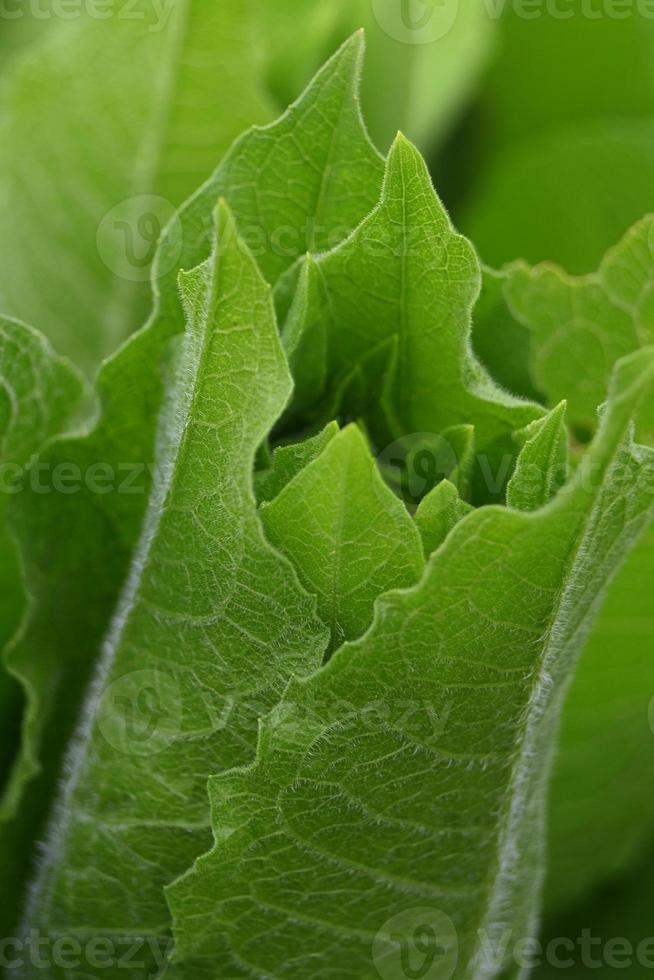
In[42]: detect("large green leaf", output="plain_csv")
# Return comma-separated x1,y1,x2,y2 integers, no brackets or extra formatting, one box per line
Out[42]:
168,347,654,979
0,0,273,372
19,202,328,973
0,35,384,934
286,133,541,499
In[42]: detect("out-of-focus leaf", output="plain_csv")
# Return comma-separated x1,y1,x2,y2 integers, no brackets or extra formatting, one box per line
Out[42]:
462,122,654,274
504,216,654,440
0,317,84,800
0,0,273,372
479,219,654,913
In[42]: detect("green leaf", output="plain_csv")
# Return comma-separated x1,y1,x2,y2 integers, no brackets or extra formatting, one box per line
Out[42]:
288,133,542,499
212,30,384,286
414,479,473,557
506,402,569,513
255,422,340,505
261,423,424,654
473,220,654,913
0,317,84,799
0,33,387,932
504,216,654,441
473,267,542,403
261,0,496,152
18,203,327,967
0,0,274,372
351,0,496,152
168,348,654,979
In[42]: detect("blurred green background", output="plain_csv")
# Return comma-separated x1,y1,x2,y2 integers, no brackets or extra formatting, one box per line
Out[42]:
1,1,653,973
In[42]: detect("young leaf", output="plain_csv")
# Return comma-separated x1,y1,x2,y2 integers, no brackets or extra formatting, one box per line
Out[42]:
506,402,569,513
287,133,542,498
255,422,339,505
414,479,473,557
19,203,327,967
261,423,424,654
168,348,654,979
0,0,274,372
